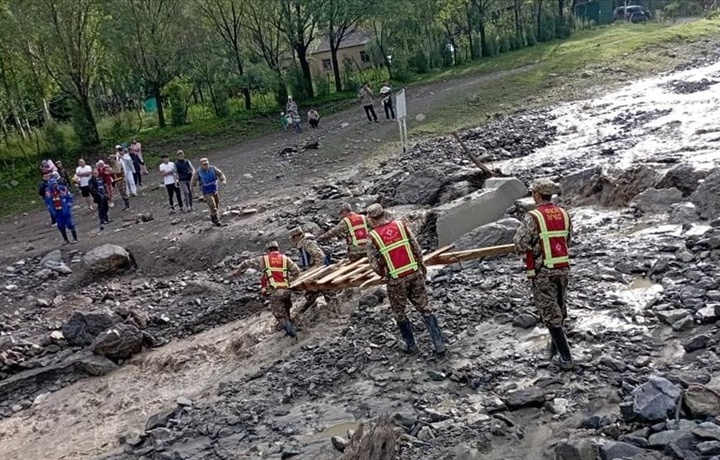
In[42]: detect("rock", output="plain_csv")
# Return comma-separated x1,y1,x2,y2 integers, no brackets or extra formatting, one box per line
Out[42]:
81,244,136,275
600,355,628,373
655,309,692,325
683,334,710,353
600,441,646,460
416,426,433,441
145,408,176,431
0,335,17,351
671,316,695,332
697,440,720,456
512,313,538,329
176,396,192,407
62,310,123,346
393,168,446,206
630,187,683,213
656,164,706,195
697,304,720,323
647,430,693,448
503,388,547,410
453,218,522,251
50,330,64,342
123,432,144,447
182,280,223,296
684,385,720,419
78,354,119,376
41,249,63,267
669,202,700,223
630,376,681,422
691,169,720,219
90,323,143,361
549,398,570,416
427,370,446,381
331,436,349,452
555,439,597,460
693,422,720,441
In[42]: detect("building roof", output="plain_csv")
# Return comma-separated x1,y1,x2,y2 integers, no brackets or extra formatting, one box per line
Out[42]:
312,30,373,55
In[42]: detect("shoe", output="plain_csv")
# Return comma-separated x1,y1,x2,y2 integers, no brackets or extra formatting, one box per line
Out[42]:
71,240,79,244
62,240,70,246
424,314,447,356
397,319,418,354
106,219,113,223
548,326,573,370
283,319,297,338
214,221,222,227
109,202,115,208
169,209,176,215
100,225,104,231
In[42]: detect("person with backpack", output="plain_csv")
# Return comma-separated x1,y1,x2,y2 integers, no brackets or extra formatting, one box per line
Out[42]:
88,168,111,230
190,157,227,227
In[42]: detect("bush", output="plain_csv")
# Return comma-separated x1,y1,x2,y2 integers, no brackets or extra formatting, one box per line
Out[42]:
286,66,312,102
165,77,192,126
500,34,511,53
315,72,332,96
43,122,69,155
408,49,430,74
209,82,230,118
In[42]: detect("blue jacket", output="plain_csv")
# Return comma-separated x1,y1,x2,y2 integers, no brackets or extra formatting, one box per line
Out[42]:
197,166,218,195
44,183,74,218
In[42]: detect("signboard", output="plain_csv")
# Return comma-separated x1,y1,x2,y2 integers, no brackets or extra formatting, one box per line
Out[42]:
395,88,407,120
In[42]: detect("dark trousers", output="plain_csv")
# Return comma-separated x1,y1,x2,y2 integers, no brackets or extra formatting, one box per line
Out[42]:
134,165,142,186
166,183,183,209
309,119,319,128
96,196,109,224
383,99,395,120
363,104,378,122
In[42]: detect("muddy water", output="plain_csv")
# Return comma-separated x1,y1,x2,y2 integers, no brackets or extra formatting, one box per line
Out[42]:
501,60,720,174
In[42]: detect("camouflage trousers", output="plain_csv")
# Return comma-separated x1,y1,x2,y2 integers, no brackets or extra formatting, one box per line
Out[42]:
531,268,569,328
386,270,432,322
304,290,338,310
347,244,366,262
269,289,293,323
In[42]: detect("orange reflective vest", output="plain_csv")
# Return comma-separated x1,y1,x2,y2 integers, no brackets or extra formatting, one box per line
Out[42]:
525,203,570,278
342,213,369,247
368,220,419,279
262,251,290,288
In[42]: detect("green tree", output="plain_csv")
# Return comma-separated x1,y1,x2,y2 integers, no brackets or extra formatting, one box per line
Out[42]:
243,1,287,103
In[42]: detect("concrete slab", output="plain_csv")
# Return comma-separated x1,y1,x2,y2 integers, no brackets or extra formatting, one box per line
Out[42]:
435,177,527,247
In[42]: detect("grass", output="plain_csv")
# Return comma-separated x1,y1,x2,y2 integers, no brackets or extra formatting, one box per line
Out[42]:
411,18,720,137
1,17,719,218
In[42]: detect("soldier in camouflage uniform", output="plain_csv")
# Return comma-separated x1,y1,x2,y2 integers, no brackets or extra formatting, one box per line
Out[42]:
290,227,339,313
366,204,446,355
318,203,369,262
513,178,573,370
233,241,302,338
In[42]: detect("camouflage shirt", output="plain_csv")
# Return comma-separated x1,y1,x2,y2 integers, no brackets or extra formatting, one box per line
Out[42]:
319,220,349,243
295,234,326,268
513,201,573,268
235,254,301,290
366,219,425,279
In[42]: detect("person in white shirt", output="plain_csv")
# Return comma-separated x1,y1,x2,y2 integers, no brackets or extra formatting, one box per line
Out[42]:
159,154,183,213
118,146,137,196
75,158,94,211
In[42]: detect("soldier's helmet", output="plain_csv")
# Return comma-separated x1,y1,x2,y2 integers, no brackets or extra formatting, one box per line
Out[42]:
530,178,560,196
340,203,352,214
289,227,303,238
265,241,279,251
366,203,385,219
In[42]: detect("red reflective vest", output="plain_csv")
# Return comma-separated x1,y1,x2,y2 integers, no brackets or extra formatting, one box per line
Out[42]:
261,251,290,288
342,213,369,247
525,203,570,278
368,220,419,279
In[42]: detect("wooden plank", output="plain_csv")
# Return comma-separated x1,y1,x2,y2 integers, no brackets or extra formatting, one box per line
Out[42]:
422,244,455,263
316,257,368,284
452,132,493,176
289,263,339,289
332,265,373,284
359,275,382,289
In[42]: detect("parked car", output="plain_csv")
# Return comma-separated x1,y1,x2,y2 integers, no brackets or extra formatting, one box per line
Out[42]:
613,5,652,23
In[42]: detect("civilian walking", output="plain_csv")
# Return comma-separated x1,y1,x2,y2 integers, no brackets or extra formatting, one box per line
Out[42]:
191,157,226,227
175,150,195,211
159,154,183,213
358,83,378,123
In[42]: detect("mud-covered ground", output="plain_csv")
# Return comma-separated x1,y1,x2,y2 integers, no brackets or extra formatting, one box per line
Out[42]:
1,35,720,460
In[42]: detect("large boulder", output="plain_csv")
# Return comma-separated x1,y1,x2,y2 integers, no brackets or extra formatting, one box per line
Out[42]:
599,441,646,460
656,163,706,196
454,218,522,250
393,168,447,206
691,169,720,219
62,310,123,346
82,244,136,275
629,376,681,422
555,439,597,460
684,385,720,419
91,323,143,361
630,188,683,213
40,250,72,275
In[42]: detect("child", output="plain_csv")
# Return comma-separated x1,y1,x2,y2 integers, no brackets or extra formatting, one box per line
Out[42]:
280,112,289,131
292,112,302,134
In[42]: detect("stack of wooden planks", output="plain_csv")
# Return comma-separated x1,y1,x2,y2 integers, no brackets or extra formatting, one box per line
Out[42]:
289,243,515,292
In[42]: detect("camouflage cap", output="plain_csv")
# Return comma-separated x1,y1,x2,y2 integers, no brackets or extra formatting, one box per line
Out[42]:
366,203,385,219
265,240,279,250
340,203,352,213
290,227,303,237
530,178,560,196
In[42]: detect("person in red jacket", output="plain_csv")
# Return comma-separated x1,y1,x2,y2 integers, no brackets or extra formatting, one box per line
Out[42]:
318,203,370,262
514,177,574,370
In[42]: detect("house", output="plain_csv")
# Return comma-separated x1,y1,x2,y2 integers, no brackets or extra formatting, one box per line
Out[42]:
310,30,374,76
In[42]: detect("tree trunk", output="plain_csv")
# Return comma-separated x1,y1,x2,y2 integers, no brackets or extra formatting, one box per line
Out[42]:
13,112,26,140
154,85,166,128
42,98,52,123
479,19,489,57
296,45,314,99
330,40,342,92
79,96,100,146
466,2,476,59
0,112,8,143
537,0,544,41
515,0,525,45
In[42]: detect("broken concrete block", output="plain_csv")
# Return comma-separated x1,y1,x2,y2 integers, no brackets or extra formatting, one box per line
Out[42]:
435,177,527,247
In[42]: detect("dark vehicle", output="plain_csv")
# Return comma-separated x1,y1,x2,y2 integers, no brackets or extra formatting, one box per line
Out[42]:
613,5,652,23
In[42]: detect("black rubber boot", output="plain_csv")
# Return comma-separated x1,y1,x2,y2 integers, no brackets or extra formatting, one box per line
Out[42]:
123,197,130,210
548,326,573,370
71,229,78,243
59,228,69,244
397,319,418,354
548,338,558,360
424,314,447,356
283,319,297,338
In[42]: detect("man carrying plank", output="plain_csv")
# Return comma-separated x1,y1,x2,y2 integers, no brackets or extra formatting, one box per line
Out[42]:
233,241,302,339
318,203,370,262
365,204,446,356
513,178,573,370
290,227,339,314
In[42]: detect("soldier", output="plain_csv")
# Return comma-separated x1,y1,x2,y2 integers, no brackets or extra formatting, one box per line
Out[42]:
191,157,226,227
318,203,370,262
290,226,338,313
513,178,573,370
233,241,302,338
365,204,446,355
109,156,131,211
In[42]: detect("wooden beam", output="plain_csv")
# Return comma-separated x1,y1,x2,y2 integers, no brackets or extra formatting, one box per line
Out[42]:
452,132,493,175
289,263,341,289
332,265,374,284
316,257,368,284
